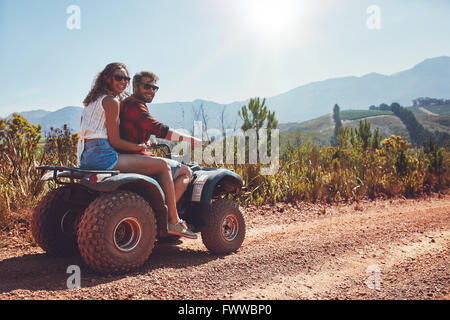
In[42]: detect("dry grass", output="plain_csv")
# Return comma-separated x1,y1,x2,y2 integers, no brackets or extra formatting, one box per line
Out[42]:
1,114,448,229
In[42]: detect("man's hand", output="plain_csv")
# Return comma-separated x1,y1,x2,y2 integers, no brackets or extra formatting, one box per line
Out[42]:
136,143,147,152
166,128,202,150
190,137,202,150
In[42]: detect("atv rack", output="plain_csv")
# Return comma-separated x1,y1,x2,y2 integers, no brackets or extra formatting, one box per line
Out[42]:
37,165,120,185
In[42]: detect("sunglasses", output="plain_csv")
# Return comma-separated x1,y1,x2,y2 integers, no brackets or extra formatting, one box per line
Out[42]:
138,83,159,92
113,74,131,82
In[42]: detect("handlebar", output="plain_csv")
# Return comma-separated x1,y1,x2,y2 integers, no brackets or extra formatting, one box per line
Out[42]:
148,143,172,158
147,140,206,161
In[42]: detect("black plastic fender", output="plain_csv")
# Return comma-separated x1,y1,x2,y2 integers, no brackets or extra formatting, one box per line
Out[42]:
192,169,242,204
80,173,166,211
185,168,243,230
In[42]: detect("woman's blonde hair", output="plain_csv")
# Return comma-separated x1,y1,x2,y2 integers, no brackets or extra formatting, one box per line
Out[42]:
83,62,129,106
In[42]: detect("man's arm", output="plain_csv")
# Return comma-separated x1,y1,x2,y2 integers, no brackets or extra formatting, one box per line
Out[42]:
123,100,201,149
164,128,202,150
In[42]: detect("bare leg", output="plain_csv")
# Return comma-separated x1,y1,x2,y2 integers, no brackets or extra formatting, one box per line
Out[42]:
113,154,179,225
173,164,192,202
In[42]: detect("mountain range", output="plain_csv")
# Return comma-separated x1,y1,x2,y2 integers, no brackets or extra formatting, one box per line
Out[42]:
4,56,450,134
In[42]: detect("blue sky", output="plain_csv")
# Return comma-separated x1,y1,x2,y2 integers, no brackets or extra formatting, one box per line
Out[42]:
1,0,449,117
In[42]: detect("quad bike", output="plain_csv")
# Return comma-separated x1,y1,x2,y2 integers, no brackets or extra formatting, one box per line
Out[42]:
31,144,246,274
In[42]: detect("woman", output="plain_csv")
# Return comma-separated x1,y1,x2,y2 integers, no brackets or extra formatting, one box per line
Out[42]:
78,62,197,239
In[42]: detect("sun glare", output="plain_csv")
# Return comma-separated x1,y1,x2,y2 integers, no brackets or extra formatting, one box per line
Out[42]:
240,0,304,39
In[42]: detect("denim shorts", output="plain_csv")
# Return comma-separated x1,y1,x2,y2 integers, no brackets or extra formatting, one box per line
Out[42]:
79,139,181,178
79,139,118,171
163,158,181,180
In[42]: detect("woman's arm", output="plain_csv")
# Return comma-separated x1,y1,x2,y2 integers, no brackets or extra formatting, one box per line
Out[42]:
102,96,146,152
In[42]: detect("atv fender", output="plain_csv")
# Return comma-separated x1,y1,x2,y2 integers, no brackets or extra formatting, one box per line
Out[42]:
80,173,169,235
80,174,165,209
187,168,243,229
192,169,243,205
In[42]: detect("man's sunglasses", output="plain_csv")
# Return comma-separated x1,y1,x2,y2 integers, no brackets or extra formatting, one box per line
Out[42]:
138,82,159,92
113,75,131,82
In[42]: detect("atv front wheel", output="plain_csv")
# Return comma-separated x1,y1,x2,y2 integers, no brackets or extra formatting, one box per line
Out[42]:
201,199,245,254
77,190,157,273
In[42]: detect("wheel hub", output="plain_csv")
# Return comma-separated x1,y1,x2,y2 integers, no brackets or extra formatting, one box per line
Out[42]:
113,217,142,252
222,214,239,241
60,209,80,238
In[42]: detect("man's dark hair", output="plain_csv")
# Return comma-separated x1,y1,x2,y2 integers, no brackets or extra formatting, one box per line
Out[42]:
133,71,159,85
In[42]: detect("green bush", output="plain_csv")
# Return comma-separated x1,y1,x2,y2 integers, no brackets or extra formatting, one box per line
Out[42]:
0,114,448,230
0,115,78,228
230,133,449,205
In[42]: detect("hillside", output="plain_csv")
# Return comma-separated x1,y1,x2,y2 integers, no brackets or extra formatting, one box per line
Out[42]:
267,56,450,123
279,114,334,149
416,114,450,135
279,103,449,148
422,104,450,116
4,107,82,134
3,56,450,133
342,115,410,141
4,101,245,135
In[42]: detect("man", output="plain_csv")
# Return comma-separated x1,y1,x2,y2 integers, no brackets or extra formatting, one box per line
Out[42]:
119,71,201,204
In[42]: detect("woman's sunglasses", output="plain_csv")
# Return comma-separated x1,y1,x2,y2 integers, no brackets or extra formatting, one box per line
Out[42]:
113,74,131,82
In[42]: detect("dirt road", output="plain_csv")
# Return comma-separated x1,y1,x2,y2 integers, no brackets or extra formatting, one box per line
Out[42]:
1,193,449,300
418,106,439,116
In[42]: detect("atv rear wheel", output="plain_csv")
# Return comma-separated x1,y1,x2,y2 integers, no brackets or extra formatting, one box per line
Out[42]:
77,190,157,273
201,199,245,254
31,186,90,256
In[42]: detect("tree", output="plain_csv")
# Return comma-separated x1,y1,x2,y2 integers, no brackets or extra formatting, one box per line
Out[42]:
423,136,445,186
332,104,342,146
238,97,278,157
238,97,277,141
220,105,227,138
379,103,390,111
371,127,382,150
356,120,372,151
349,120,382,151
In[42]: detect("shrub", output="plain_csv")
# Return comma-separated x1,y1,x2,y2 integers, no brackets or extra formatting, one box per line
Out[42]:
229,133,449,205
0,115,78,228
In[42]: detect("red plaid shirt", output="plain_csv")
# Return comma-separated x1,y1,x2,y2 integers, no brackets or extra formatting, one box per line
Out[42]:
119,95,169,155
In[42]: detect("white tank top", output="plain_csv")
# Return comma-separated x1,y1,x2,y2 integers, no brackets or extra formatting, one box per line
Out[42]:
76,94,112,164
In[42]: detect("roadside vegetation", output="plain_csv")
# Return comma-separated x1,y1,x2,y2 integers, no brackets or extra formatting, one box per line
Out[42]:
232,99,449,205
230,118,449,205
0,114,78,228
1,101,449,230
